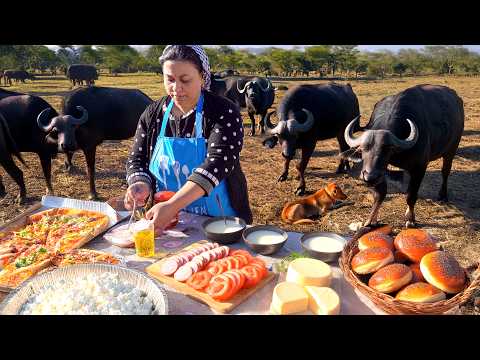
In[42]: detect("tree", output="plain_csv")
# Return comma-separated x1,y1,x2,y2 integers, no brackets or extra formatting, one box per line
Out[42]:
393,62,407,77
305,45,331,76
78,45,101,65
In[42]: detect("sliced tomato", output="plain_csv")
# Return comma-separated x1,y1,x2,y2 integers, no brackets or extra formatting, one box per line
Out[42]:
240,265,262,288
230,256,242,269
250,258,267,268
231,269,246,291
223,271,240,294
249,262,267,279
230,249,253,262
224,257,235,271
186,271,212,291
233,254,249,267
249,258,268,278
206,275,235,301
207,262,224,276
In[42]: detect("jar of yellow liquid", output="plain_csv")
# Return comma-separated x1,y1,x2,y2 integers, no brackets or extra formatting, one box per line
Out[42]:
131,219,155,258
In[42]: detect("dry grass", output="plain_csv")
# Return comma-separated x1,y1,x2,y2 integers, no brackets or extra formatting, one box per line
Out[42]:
1,74,479,313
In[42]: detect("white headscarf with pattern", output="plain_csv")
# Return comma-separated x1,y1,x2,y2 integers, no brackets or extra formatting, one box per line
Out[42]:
160,45,211,90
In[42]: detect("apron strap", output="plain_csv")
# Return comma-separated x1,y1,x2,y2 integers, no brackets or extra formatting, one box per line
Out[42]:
159,93,205,139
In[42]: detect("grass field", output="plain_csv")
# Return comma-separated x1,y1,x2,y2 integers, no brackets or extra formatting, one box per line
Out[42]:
1,73,479,313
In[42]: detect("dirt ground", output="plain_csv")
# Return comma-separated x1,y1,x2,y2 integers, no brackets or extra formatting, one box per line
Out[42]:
1,74,479,313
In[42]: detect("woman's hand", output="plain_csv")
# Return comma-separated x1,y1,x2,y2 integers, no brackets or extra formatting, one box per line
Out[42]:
124,182,151,210
145,201,179,235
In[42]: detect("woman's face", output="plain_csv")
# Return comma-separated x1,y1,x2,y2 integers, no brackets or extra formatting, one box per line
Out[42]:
163,60,204,108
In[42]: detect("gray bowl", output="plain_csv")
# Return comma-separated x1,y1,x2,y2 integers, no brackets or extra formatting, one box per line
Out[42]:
300,231,347,263
243,225,288,255
201,217,247,245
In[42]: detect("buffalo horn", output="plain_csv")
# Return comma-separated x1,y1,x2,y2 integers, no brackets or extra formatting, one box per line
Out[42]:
344,116,364,148
286,108,314,134
389,118,418,150
69,106,89,125
37,108,56,132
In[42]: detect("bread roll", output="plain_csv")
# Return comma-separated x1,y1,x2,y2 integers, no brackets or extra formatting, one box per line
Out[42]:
368,263,412,293
420,251,466,294
409,263,425,282
351,247,394,275
358,232,394,251
394,229,438,262
395,282,446,303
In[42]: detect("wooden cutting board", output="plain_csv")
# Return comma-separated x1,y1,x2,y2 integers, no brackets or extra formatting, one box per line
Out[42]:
146,254,277,314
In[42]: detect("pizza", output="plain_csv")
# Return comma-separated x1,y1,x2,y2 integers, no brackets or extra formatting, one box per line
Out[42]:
0,245,55,288
0,207,111,289
51,249,120,267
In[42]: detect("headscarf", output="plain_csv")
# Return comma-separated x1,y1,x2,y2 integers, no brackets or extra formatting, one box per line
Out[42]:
160,45,211,90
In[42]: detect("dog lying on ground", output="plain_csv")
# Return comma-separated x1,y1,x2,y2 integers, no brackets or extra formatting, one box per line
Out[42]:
281,182,348,225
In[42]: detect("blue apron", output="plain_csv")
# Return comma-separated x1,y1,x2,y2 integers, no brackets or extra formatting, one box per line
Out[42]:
149,93,238,217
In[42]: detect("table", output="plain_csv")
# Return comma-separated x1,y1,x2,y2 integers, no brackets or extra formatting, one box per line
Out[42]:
86,211,386,315
0,210,385,314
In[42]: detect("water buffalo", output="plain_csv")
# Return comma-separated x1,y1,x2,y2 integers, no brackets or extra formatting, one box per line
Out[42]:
0,89,59,204
210,75,274,136
263,83,360,196
37,86,153,200
67,64,98,87
341,84,464,228
3,70,35,86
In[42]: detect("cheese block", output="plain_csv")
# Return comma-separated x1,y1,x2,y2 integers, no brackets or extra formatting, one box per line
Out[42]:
270,282,309,315
305,286,341,315
286,258,332,287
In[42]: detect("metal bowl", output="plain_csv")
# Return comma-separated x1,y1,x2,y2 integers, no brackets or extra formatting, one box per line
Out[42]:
243,225,288,255
201,217,247,245
300,231,347,263
0,263,169,315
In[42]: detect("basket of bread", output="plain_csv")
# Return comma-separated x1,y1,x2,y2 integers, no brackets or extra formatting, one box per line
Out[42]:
339,225,480,314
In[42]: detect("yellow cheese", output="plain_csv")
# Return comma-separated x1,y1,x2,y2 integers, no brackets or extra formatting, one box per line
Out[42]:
271,282,309,315
286,258,332,287
305,286,341,315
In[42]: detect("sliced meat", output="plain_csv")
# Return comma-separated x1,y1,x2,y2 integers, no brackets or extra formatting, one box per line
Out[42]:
160,258,181,276
174,265,194,282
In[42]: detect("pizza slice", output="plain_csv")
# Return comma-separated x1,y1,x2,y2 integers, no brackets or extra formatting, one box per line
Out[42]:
0,244,54,288
46,209,110,253
51,249,120,267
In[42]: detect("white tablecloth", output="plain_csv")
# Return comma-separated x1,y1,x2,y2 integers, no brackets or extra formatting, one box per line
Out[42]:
86,211,386,315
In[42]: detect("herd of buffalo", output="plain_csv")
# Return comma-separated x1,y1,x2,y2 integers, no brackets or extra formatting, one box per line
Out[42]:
0,69,465,229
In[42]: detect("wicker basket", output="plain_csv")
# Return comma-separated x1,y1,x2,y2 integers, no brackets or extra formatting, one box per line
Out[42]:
339,232,480,315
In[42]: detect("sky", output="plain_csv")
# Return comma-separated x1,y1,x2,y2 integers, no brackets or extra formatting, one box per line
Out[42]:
46,45,480,53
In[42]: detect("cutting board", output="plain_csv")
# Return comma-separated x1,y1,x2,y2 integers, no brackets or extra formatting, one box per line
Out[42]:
146,252,277,314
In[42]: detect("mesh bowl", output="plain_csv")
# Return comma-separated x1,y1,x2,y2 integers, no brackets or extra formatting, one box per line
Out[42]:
0,263,169,315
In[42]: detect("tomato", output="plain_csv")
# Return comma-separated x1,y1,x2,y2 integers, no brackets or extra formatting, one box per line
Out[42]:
186,271,212,291
250,258,267,268
230,249,253,262
154,191,176,203
231,269,246,290
240,265,262,288
207,263,224,276
230,256,242,269
249,262,267,279
206,275,235,301
223,272,240,294
233,254,249,267
249,259,268,278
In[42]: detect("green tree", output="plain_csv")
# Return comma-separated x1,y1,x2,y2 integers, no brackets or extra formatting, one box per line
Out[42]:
305,45,331,76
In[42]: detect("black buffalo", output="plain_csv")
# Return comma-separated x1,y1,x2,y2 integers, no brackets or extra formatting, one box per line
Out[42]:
341,84,464,228
3,70,35,86
210,75,275,136
263,83,360,195
67,64,99,87
0,89,59,203
37,86,153,200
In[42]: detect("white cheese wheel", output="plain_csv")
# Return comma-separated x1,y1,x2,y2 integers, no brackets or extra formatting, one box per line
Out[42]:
270,282,309,315
305,286,341,315
286,258,332,287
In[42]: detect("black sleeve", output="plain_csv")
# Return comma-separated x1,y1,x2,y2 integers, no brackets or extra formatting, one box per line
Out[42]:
188,101,244,195
126,104,155,187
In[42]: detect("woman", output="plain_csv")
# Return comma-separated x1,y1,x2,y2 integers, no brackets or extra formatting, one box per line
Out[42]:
124,45,253,234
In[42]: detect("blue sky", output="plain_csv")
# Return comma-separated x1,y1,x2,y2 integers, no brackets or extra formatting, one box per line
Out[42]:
46,45,480,53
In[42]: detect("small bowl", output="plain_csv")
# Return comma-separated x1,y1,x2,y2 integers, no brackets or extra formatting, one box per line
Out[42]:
300,231,347,263
242,225,288,255
201,217,247,245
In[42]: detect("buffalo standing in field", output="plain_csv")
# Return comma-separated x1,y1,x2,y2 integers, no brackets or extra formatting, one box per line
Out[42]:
263,83,360,196
341,84,464,228
2,70,35,86
36,86,153,200
0,89,59,204
67,64,99,87
210,75,275,136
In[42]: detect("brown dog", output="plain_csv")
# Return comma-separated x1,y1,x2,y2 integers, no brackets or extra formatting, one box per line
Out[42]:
281,183,347,225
